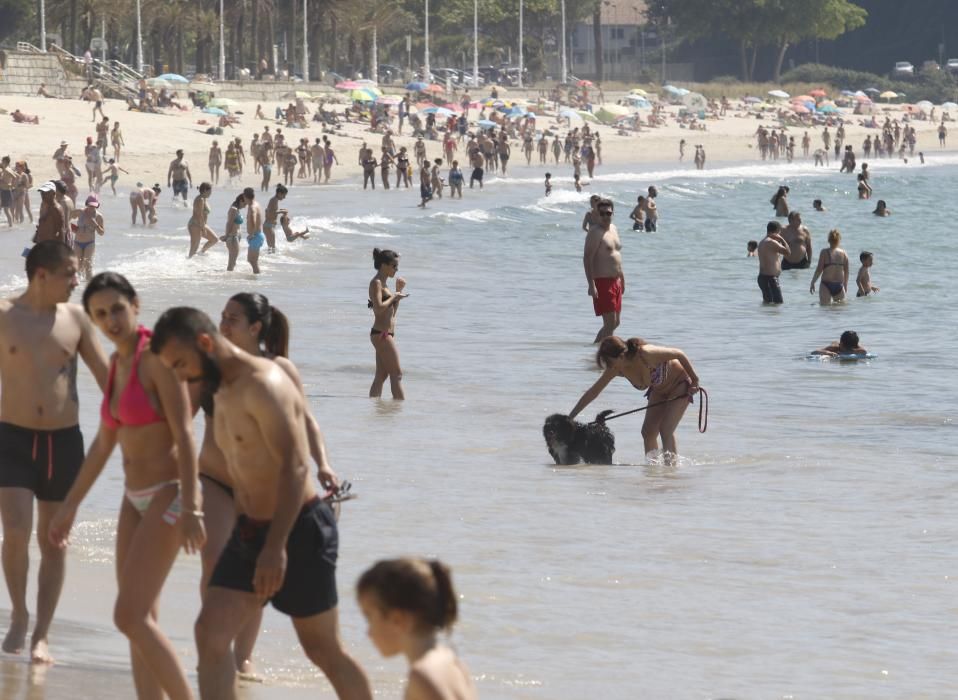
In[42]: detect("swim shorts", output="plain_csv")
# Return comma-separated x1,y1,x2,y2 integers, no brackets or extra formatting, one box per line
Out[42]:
471,168,484,182
0,423,84,501
781,256,810,270
757,273,784,304
210,497,338,617
0,190,12,208
644,218,657,232
248,231,266,251
592,277,623,316
172,179,189,197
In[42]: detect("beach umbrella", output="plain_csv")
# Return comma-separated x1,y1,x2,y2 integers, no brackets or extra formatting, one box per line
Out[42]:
375,95,401,105
625,95,651,108
916,100,933,109
435,107,457,118
743,96,762,104
422,84,445,94
809,88,828,97
282,90,313,100
879,90,898,100
420,106,439,114
203,107,227,116
682,92,707,111
354,79,377,86
208,97,238,109
817,104,839,113
941,101,958,109
854,94,872,103
158,73,188,83
477,119,496,129
335,80,362,90
576,110,599,123
577,79,593,87
792,95,814,103
441,103,461,112
350,88,378,102
864,87,880,94
791,104,811,114
768,89,789,99
663,84,682,94
146,77,172,88
405,81,428,91
629,87,647,96
595,104,629,124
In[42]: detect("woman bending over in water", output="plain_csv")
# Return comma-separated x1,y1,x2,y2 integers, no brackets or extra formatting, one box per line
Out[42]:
193,292,339,676
50,272,205,700
188,182,219,258
570,335,700,465
809,229,849,304
369,248,407,399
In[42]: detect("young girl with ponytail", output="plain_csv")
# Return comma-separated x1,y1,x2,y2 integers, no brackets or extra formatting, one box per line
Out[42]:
357,558,476,699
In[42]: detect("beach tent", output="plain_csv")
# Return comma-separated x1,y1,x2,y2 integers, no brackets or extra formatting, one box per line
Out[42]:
682,92,707,111
916,100,933,110
629,88,647,96
595,104,629,124
768,89,789,99
817,104,839,113
663,85,689,96
941,101,958,109
743,96,762,104
625,95,652,109
208,97,238,109
576,110,599,123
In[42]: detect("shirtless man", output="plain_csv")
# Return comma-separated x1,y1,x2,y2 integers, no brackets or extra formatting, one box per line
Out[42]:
0,241,108,663
150,308,372,700
263,185,287,253
310,139,325,184
53,181,75,242
245,188,265,273
757,221,791,305
780,211,813,270
85,85,105,122
33,182,65,244
583,198,624,343
0,157,16,227
167,150,193,206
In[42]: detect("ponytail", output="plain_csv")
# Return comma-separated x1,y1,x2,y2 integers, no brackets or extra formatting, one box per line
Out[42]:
429,560,458,631
372,247,400,270
263,306,289,358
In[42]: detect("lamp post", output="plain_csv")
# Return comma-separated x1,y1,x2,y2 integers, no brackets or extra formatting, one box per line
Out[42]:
424,0,430,81
518,0,523,88
560,0,567,84
40,0,47,51
473,0,479,88
135,0,143,73
303,0,309,81
218,0,225,79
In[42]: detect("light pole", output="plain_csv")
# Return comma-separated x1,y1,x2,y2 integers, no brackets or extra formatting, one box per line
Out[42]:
424,0,430,81
303,0,309,81
473,0,479,88
372,25,378,85
560,0,567,84
518,0,523,88
218,0,225,79
40,0,47,51
135,0,143,73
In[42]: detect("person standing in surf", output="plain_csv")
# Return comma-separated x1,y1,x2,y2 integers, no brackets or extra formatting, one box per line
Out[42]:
369,249,407,400
583,198,624,343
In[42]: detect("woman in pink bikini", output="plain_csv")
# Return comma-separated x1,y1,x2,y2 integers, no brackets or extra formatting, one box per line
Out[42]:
569,335,700,464
49,272,205,700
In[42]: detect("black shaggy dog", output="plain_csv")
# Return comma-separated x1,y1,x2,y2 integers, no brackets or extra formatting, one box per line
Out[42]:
542,411,615,465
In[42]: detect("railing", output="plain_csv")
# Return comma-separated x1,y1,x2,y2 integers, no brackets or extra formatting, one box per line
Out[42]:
16,42,44,54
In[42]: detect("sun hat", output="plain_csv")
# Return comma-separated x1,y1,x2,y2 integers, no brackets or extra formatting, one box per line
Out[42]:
84,193,100,208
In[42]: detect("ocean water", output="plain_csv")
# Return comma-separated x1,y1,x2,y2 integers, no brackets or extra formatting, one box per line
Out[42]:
1,155,956,699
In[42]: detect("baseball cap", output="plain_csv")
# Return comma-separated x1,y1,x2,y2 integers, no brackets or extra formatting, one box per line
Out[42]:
38,181,57,193
85,194,100,208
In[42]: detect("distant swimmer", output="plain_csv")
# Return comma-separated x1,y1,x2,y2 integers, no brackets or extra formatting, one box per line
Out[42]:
873,199,891,216
569,335,701,465
583,198,623,343
150,307,372,699
856,251,879,297
811,330,867,357
0,242,108,663
747,240,758,257
757,221,790,304
781,211,813,270
544,172,552,196
368,248,407,400
188,182,219,258
49,273,205,694
357,559,477,700
770,185,790,217
813,198,826,212
809,229,849,304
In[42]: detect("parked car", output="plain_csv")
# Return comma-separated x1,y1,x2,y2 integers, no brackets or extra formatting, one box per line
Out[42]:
947,58,958,73
893,61,915,76
921,60,941,73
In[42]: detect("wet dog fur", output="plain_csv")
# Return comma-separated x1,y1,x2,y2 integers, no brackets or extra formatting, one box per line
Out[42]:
542,412,615,465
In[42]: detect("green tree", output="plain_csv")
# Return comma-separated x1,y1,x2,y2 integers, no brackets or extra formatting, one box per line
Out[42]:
766,0,867,81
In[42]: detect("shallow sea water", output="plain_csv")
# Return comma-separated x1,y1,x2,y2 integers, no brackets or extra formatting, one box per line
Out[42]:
1,154,956,699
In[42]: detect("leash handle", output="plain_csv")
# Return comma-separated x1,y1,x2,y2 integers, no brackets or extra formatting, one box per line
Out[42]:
696,387,709,433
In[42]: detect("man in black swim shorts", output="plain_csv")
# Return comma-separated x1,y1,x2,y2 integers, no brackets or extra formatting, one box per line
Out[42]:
781,211,813,270
152,307,371,699
756,221,790,304
0,241,108,662
167,149,193,205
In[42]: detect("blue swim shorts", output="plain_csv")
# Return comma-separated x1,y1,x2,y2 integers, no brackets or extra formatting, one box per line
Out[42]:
248,231,266,251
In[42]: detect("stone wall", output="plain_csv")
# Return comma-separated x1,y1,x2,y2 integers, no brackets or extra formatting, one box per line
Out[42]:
0,51,87,97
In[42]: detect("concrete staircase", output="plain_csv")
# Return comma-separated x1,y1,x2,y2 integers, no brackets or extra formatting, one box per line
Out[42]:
0,49,87,97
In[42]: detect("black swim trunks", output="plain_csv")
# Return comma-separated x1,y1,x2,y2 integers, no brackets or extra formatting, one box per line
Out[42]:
210,496,338,617
781,256,810,270
757,273,784,304
0,422,84,501
0,190,12,209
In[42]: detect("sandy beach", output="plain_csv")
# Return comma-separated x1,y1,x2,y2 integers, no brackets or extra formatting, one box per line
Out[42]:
1,92,953,193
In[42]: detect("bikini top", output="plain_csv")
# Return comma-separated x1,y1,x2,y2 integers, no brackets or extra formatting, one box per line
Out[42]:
825,250,844,267
233,211,244,225
101,326,165,430
628,349,669,391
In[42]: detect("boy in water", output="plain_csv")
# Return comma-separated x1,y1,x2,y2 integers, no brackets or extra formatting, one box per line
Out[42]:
104,159,129,197
544,173,552,196
747,240,758,257
856,251,879,296
812,330,867,356
813,199,826,212
277,210,309,241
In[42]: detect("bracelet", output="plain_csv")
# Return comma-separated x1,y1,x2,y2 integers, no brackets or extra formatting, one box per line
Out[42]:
188,510,204,518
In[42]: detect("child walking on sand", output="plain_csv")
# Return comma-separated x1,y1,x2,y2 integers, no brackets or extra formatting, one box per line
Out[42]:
358,558,477,700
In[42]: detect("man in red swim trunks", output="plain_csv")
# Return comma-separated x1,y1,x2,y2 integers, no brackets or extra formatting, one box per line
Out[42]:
583,198,624,343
